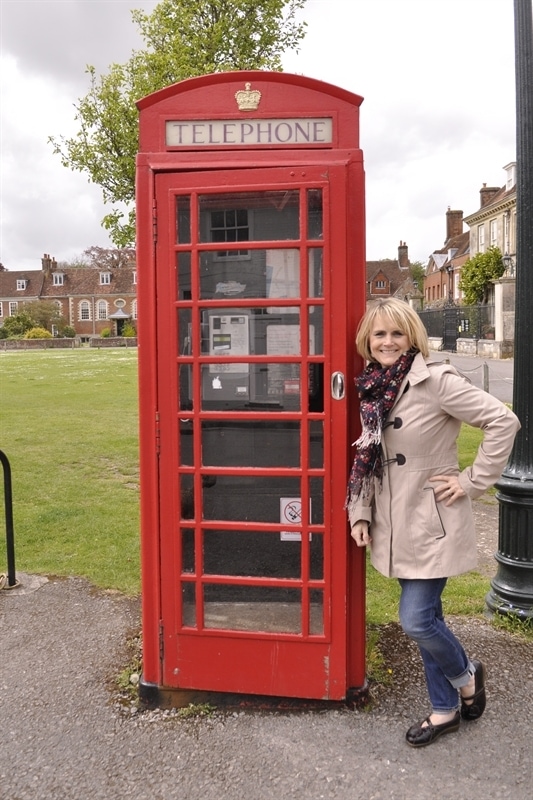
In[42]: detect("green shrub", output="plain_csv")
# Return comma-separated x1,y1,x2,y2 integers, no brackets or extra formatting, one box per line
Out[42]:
100,327,112,338
122,323,137,338
24,327,53,339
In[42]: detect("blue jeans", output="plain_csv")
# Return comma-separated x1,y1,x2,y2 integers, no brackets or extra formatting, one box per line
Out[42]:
398,578,475,714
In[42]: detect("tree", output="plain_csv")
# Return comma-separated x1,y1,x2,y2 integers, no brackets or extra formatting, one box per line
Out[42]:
24,301,66,333
83,246,136,269
0,312,34,338
49,0,307,246
458,247,505,305
409,260,426,290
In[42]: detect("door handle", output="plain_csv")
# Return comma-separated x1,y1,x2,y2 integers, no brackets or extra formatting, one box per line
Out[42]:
330,371,345,400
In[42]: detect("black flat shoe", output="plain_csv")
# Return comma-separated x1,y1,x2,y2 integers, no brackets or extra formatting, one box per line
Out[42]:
461,659,486,720
405,711,460,748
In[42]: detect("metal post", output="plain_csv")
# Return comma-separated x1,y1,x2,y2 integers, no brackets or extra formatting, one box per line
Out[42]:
486,0,533,618
482,362,489,393
0,450,17,587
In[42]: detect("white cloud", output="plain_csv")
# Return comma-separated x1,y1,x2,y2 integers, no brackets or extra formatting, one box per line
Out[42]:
0,0,519,269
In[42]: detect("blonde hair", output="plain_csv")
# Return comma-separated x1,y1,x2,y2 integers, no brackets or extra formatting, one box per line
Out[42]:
355,298,429,361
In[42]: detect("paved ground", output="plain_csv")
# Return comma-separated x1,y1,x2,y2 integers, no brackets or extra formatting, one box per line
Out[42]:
430,352,514,404
2,491,532,800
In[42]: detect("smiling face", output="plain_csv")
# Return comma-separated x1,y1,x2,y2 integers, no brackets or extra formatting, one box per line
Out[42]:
369,313,411,367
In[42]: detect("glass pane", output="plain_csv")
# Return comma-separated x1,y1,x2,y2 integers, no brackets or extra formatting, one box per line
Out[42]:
179,420,193,466
309,420,324,468
181,528,195,573
178,365,193,411
202,421,300,467
308,248,323,297
200,363,301,411
179,474,195,520
198,191,299,243
203,530,301,578
176,196,191,243
310,589,324,635
308,364,324,413
177,252,192,300
307,189,323,240
203,585,301,633
202,476,300,522
309,305,323,354
310,477,324,524
199,248,300,300
310,534,324,580
182,582,196,627
178,307,192,355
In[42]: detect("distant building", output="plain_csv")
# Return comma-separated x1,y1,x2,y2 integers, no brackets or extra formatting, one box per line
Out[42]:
0,254,137,340
366,241,418,303
424,209,470,306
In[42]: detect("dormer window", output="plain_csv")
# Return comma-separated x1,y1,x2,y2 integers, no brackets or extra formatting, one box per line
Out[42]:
504,162,516,190
100,272,111,285
16,279,28,290
53,272,64,286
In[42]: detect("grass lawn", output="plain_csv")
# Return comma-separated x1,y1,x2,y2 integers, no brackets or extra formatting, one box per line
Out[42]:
1,348,491,620
0,349,140,593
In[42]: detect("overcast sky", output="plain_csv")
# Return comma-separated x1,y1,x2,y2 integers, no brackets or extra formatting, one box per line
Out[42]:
0,0,518,271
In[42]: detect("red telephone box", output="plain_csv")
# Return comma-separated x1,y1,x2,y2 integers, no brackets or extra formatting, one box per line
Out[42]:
136,71,366,706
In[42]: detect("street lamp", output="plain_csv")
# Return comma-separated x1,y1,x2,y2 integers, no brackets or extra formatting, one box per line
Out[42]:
502,253,515,276
486,0,533,619
445,265,454,305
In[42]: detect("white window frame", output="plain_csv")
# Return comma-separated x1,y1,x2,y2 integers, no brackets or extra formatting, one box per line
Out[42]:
9,301,18,316
97,300,108,320
53,273,64,286
79,300,91,321
99,272,112,285
16,279,27,290
490,219,498,246
131,300,138,320
477,225,485,253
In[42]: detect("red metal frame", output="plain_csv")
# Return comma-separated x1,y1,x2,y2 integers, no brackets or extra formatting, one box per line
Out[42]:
136,72,366,703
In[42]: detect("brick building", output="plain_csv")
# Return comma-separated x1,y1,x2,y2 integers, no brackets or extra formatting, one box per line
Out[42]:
0,254,137,340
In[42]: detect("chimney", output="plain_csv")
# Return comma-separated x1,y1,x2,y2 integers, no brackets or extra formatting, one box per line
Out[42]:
398,241,409,269
446,208,463,242
479,183,500,208
41,254,57,273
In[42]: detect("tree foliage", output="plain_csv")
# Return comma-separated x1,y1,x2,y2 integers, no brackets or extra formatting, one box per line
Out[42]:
0,303,69,339
0,312,34,338
409,260,426,290
83,246,136,269
458,247,505,304
49,0,308,246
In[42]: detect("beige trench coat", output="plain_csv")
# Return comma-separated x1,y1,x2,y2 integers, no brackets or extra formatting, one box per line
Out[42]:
348,353,521,579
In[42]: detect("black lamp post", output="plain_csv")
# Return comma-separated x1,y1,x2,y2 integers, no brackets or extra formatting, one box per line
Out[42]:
486,0,533,619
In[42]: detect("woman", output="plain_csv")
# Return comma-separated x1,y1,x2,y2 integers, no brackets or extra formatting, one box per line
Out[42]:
347,298,520,748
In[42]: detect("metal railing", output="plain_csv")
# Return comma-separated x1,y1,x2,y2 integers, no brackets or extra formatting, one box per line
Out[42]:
418,305,495,351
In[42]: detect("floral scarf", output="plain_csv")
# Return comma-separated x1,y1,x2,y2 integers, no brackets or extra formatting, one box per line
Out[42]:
345,350,417,513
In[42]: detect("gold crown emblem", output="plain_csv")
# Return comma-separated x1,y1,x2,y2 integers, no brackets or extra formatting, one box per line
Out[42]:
235,83,261,111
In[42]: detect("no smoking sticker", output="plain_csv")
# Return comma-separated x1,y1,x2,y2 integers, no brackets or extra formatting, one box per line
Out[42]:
280,497,312,541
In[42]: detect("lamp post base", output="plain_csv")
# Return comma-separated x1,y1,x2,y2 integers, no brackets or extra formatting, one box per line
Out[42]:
486,475,533,619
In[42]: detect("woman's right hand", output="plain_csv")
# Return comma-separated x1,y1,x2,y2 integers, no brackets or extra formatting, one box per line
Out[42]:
351,520,371,547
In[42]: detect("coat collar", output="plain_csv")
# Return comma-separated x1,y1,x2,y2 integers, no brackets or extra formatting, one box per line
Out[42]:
407,351,432,386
